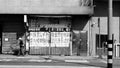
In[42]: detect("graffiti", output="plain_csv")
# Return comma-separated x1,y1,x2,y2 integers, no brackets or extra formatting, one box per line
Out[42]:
51,32,70,47
79,0,92,6
30,32,70,47
30,32,49,47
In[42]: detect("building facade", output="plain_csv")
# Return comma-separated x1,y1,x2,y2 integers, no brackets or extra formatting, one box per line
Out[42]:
1,0,113,56
88,0,120,56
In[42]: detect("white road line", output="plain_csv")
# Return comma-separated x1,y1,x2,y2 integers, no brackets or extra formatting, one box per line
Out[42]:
2,59,13,61
0,65,102,68
0,59,17,61
28,60,52,62
100,60,107,64
65,60,89,63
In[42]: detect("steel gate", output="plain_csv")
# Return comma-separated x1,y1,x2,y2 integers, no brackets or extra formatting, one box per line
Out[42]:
29,32,70,55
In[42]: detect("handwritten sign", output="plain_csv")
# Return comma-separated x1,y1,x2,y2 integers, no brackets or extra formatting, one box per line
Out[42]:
30,32,49,47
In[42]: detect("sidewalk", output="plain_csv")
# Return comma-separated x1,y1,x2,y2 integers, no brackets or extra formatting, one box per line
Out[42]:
0,54,41,59
0,54,107,63
0,54,107,68
0,54,100,59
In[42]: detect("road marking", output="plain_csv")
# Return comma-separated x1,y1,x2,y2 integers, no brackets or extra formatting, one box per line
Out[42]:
65,60,89,63
28,59,52,62
2,59,13,61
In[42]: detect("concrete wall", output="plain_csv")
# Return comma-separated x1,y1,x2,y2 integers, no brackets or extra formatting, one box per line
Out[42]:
0,0,93,14
84,17,119,56
83,1,120,56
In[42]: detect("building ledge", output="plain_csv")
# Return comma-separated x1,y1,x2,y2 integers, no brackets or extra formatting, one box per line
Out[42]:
0,6,93,15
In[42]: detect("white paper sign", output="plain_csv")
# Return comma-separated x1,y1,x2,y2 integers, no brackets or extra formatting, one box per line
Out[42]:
30,32,49,47
5,38,8,41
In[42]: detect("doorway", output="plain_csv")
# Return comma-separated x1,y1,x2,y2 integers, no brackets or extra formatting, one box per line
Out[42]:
72,30,88,56
96,34,108,56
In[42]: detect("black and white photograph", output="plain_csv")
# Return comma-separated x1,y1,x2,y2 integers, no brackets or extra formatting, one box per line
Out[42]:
0,0,119,68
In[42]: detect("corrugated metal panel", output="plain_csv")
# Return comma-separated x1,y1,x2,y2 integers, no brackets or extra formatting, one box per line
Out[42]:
51,47,70,55
29,32,70,55
2,33,17,54
29,47,70,55
29,47,49,55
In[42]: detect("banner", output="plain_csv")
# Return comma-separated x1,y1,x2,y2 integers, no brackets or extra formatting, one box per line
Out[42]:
30,32,70,47
51,32,70,47
30,32,49,47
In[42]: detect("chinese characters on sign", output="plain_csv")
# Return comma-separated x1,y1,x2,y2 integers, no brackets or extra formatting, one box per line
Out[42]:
30,32,49,47
30,32,70,47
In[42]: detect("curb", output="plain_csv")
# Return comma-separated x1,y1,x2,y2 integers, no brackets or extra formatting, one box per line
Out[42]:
65,60,90,63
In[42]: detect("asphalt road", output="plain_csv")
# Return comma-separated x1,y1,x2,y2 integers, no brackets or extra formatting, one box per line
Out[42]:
2,56,120,68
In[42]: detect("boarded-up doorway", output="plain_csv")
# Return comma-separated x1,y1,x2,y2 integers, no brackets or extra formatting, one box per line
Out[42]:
96,34,108,56
72,30,87,56
2,33,17,54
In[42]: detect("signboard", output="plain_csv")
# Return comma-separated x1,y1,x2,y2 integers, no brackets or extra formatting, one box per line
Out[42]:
30,32,49,47
30,32,70,47
51,32,70,47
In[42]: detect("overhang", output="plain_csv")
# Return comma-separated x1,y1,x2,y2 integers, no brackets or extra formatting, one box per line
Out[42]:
0,6,93,15
0,0,93,15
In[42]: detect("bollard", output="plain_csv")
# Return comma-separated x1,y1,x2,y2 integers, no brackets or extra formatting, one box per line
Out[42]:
107,34,114,68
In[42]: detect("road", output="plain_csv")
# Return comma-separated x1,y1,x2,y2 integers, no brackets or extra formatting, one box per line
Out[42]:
2,55,120,68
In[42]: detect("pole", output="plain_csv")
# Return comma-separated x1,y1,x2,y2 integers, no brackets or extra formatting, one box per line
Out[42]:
98,18,102,59
49,29,51,57
70,32,72,56
24,15,27,55
108,0,113,68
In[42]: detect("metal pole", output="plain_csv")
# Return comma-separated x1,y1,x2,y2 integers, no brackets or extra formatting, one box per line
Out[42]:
49,29,51,57
70,32,72,56
98,18,102,59
108,0,113,68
